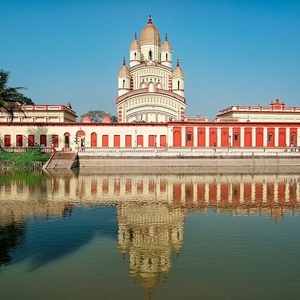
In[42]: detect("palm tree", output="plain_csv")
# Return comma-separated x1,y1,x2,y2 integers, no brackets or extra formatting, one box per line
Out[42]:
0,69,26,121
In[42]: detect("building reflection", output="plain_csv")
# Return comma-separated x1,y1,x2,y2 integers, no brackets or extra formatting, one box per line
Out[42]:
117,202,185,296
1,171,299,219
1,171,300,293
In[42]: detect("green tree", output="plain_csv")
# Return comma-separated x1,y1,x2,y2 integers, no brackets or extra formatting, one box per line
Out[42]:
110,115,118,122
0,69,26,121
23,96,34,105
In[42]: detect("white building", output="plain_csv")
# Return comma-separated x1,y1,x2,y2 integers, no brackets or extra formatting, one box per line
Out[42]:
215,99,300,123
116,15,187,123
0,103,77,123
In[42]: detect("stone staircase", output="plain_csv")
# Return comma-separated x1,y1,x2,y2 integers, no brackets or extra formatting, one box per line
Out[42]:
45,152,78,169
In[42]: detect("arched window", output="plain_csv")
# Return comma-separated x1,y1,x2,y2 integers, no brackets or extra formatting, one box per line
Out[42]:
40,135,47,147
4,135,11,147
91,132,97,147
166,53,168,61
64,132,70,148
16,135,23,147
122,79,125,88
148,50,152,61
148,82,154,92
177,81,180,89
28,135,35,147
134,52,136,59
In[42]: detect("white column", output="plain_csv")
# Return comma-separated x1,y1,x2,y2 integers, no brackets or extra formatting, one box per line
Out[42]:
168,126,172,147
274,127,279,147
217,127,221,147
193,127,197,147
229,127,233,147
263,127,268,147
182,127,186,147
252,127,256,147
240,127,245,147
205,127,210,147
286,127,290,146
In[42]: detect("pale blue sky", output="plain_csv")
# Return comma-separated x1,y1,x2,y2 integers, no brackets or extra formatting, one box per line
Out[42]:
1,0,299,121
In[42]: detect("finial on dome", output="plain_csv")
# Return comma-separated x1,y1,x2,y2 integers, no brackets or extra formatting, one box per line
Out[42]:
148,14,152,24
134,32,137,40
165,33,168,41
122,57,126,66
177,59,180,67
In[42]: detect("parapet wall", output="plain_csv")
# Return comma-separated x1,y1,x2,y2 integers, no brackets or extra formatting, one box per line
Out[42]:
77,149,300,174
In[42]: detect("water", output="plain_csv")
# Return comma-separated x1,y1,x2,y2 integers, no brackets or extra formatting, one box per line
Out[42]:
0,169,300,300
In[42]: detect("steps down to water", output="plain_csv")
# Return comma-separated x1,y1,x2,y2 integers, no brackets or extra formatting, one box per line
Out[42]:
46,152,78,169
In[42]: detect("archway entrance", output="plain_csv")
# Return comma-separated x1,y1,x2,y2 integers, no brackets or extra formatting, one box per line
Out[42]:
76,130,86,151
64,132,70,149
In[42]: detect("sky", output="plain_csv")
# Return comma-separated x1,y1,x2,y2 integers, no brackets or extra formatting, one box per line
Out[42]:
1,0,300,121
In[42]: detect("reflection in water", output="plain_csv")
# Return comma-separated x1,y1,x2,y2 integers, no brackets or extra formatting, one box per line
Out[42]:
1,170,299,219
117,202,185,297
0,169,300,298
0,221,26,267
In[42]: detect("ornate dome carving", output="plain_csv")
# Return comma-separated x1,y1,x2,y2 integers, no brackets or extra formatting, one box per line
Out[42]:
140,15,160,46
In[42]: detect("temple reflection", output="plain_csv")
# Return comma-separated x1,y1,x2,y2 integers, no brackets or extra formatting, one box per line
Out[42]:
117,201,185,296
1,171,300,296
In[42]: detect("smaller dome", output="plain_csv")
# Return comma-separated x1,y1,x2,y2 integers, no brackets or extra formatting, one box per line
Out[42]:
173,59,184,78
102,113,111,123
161,34,172,51
130,33,141,51
82,114,92,123
118,57,130,77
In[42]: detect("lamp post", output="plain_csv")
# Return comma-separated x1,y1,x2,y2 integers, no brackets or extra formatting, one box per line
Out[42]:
74,135,79,150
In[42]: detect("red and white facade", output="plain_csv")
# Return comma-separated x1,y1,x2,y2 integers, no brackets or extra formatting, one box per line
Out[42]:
1,120,300,150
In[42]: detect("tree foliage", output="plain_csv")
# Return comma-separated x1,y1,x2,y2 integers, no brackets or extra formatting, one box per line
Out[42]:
23,96,34,105
81,110,118,122
0,69,26,121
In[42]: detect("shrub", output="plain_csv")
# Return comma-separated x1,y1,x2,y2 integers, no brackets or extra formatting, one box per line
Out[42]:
0,150,51,170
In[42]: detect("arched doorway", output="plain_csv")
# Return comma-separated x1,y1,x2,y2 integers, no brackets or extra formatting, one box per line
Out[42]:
76,130,86,151
64,132,70,150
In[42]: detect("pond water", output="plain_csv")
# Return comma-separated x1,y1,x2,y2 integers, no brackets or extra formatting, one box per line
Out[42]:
0,168,300,300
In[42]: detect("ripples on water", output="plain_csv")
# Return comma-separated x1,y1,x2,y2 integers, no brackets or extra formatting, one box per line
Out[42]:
0,169,300,300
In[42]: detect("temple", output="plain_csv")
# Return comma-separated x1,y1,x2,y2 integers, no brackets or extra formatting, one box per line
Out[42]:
0,16,300,150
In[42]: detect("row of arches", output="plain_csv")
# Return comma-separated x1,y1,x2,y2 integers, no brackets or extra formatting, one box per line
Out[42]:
2,126,299,149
